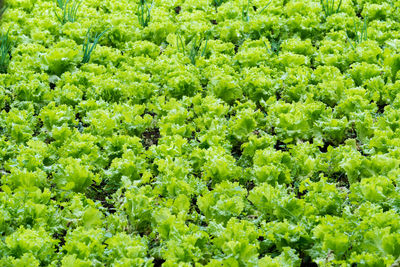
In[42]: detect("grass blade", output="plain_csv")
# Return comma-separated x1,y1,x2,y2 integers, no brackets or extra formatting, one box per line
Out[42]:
82,26,110,64
0,5,7,17
138,0,153,27
258,0,272,15
336,0,342,13
54,0,81,25
0,28,12,73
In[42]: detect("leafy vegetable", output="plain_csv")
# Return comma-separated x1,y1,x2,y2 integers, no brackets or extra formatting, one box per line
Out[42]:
1,0,400,265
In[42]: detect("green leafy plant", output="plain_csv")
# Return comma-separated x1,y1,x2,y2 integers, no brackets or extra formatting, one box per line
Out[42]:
177,32,210,65
137,0,153,27
320,0,342,17
81,26,110,64
346,17,368,50
0,28,11,73
54,0,82,25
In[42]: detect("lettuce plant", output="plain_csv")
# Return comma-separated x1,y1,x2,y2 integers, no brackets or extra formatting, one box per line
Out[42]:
0,28,11,73
54,0,81,25
2,0,400,265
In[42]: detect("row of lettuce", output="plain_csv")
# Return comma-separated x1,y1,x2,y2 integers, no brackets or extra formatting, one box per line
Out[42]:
1,0,400,266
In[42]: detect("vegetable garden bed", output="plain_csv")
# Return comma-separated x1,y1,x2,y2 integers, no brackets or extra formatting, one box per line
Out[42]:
1,0,400,266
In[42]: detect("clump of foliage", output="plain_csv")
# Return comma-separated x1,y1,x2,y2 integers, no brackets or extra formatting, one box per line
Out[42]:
54,0,82,25
81,26,109,64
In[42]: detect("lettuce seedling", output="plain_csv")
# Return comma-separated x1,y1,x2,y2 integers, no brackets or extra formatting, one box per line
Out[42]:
54,0,81,25
0,28,11,73
320,0,342,17
137,0,153,27
346,17,368,50
81,26,109,64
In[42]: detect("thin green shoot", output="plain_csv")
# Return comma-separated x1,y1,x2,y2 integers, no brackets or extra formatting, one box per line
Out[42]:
0,28,12,74
242,0,272,21
201,33,210,57
138,0,153,28
176,34,186,54
55,0,65,9
54,0,81,25
176,32,210,66
242,0,250,22
320,0,342,17
0,5,7,17
258,0,272,15
263,40,271,53
263,39,281,55
346,16,368,50
213,0,224,7
81,26,110,64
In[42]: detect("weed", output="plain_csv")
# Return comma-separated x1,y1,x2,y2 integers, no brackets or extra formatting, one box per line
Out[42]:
138,0,153,27
320,0,343,17
0,4,7,17
0,28,11,73
81,26,110,64
177,32,210,65
214,0,224,7
346,16,368,50
243,0,272,22
54,0,81,25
